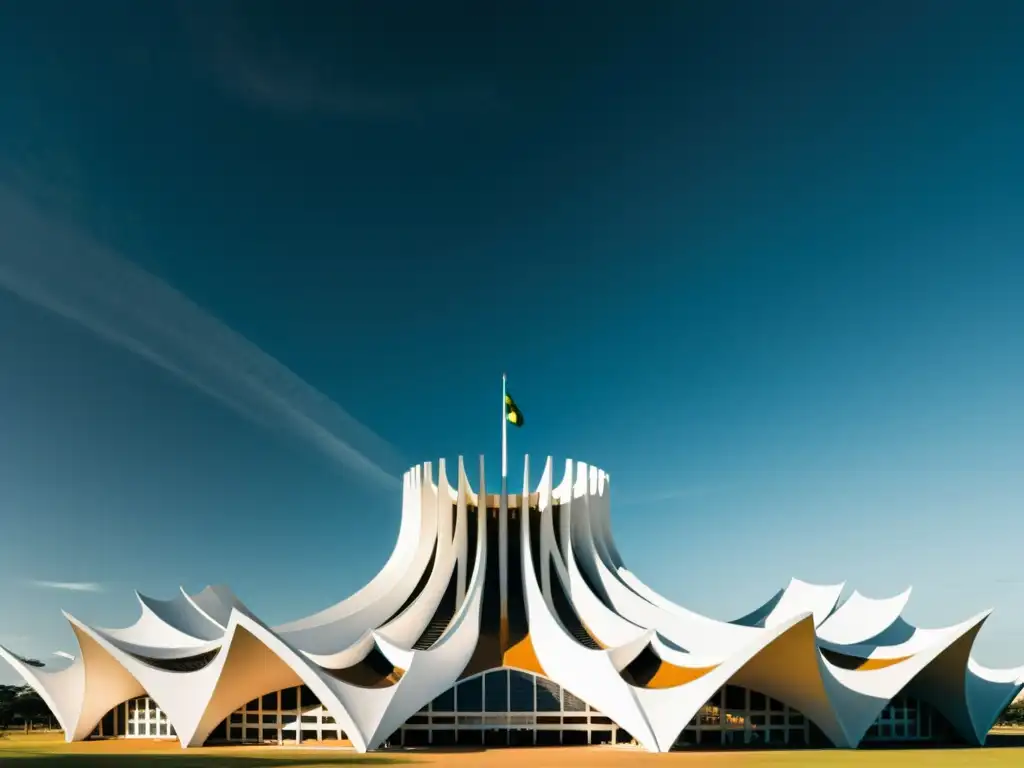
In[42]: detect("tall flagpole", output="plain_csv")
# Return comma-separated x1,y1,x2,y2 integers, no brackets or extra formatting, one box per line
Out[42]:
501,372,508,478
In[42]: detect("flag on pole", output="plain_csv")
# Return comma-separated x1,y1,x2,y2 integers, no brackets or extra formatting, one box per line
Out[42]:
505,393,524,427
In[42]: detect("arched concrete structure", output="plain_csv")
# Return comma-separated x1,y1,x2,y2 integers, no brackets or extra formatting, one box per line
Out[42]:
1,456,1020,752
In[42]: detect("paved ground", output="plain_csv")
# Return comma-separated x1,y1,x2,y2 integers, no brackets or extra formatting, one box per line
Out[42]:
3,732,1024,767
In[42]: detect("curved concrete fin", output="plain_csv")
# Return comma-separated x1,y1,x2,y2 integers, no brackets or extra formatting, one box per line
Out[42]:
97,591,217,650
819,610,998,747
520,478,659,750
966,660,1024,743
375,461,462,649
730,587,786,627
299,630,377,669
137,591,223,641
563,460,650,649
900,610,992,745
0,643,83,739
817,587,913,646
65,607,394,752
636,612,846,752
182,584,252,629
763,578,845,629
727,612,850,747
362,484,488,750
62,613,149,741
606,630,657,671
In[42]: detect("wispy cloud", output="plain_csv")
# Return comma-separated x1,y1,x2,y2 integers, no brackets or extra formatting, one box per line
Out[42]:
0,186,401,488
617,486,721,508
30,581,103,593
181,5,499,121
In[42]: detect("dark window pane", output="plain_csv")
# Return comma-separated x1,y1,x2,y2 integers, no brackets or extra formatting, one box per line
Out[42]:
432,688,455,712
298,685,321,708
245,698,258,712
749,690,767,710
725,685,745,711
563,689,586,712
536,677,561,712
457,676,483,712
484,670,508,712
262,692,278,710
509,670,534,712
280,688,298,710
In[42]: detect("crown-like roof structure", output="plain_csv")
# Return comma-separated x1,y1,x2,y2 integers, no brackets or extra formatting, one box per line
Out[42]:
2,456,1021,752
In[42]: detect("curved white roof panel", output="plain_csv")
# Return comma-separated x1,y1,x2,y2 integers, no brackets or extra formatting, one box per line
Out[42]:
2,456,1019,753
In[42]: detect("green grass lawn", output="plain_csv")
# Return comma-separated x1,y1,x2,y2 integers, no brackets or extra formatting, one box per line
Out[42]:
3,731,1024,767
0,732,405,767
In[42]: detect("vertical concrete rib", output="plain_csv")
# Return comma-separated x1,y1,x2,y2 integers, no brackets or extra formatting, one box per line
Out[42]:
455,456,468,607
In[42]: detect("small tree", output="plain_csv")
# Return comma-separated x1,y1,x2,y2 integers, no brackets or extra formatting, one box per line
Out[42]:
0,684,21,730
0,686,55,733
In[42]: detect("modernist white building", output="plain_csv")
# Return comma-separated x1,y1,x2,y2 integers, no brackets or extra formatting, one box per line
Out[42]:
2,456,1022,752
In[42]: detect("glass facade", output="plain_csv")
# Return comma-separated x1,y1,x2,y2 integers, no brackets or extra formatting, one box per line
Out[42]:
223,685,347,744
89,681,955,749
861,695,949,742
674,685,811,747
389,667,627,747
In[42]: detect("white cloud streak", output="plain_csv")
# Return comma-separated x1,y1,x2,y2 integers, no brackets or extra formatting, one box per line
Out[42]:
30,581,103,593
0,186,401,488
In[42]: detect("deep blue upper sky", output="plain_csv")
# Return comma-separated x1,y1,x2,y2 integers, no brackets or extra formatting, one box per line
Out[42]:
0,1,1022,679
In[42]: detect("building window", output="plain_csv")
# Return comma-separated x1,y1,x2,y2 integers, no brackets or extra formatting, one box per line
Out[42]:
484,670,508,712
509,670,534,712
457,677,483,712
432,688,455,712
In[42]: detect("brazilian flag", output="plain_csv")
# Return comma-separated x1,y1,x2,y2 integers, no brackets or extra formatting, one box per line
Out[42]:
505,393,524,428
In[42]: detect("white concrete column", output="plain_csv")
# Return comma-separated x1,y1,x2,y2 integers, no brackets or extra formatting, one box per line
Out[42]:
455,456,468,606
539,457,554,603
561,461,574,566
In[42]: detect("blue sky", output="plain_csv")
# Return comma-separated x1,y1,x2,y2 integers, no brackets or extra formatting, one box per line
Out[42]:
0,1,1022,681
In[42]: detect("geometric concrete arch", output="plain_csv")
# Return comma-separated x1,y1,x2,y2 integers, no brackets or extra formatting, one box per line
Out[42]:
820,611,993,747
816,588,913,646
2,454,1021,754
